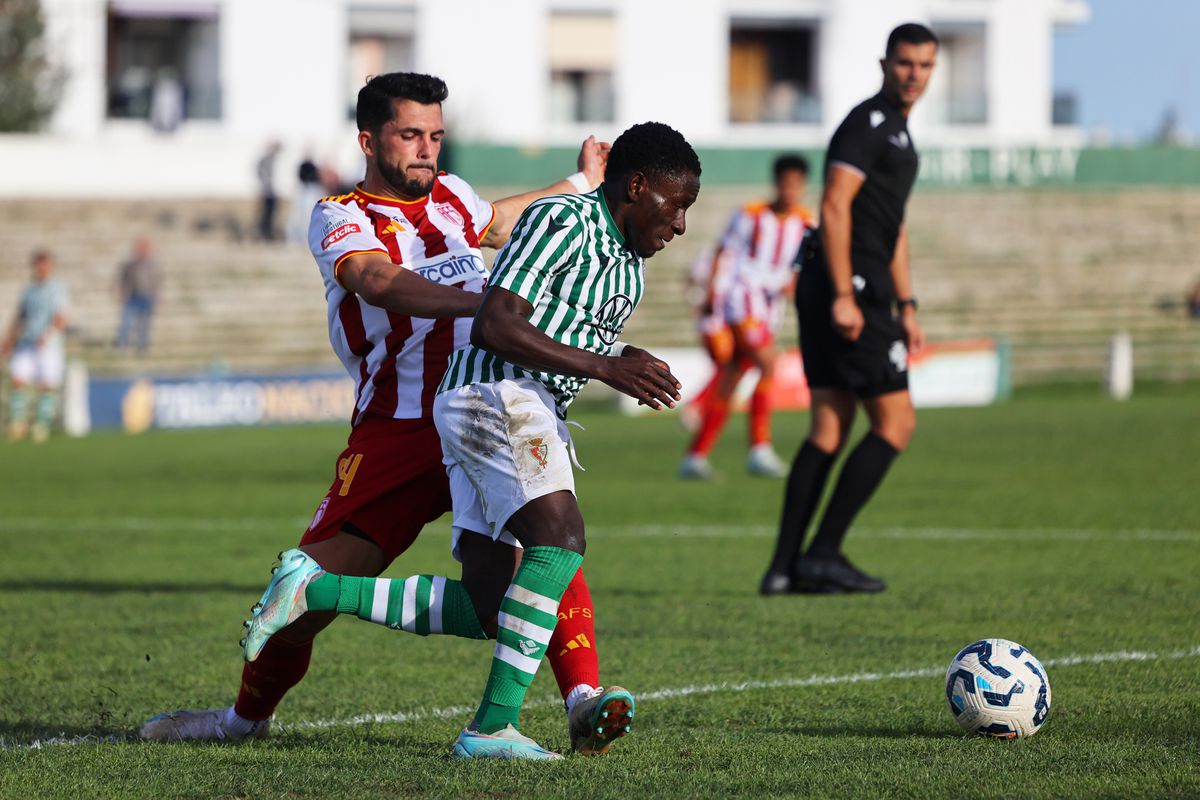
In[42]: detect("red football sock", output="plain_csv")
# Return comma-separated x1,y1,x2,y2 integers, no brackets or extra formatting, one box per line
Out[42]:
546,568,600,699
234,637,313,721
750,376,773,446
690,369,722,414
689,394,731,456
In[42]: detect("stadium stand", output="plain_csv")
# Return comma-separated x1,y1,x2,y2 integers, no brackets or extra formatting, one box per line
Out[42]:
1,189,1199,383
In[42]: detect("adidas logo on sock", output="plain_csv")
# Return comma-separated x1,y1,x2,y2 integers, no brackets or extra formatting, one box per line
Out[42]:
558,634,592,656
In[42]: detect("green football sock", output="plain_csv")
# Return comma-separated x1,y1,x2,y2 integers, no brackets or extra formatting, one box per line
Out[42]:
474,545,583,734
305,572,486,639
8,388,29,426
33,391,58,429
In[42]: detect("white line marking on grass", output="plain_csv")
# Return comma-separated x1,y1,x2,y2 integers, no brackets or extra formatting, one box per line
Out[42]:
5,645,1197,752
587,525,1200,543
5,518,1199,543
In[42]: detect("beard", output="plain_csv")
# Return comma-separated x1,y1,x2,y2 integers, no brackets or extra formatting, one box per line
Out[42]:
376,156,436,198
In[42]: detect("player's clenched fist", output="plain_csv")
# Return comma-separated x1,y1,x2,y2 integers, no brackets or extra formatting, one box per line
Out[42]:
577,135,612,187
831,294,864,341
601,345,681,410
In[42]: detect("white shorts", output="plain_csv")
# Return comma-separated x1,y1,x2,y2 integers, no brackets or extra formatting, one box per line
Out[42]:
724,282,785,332
432,378,576,561
9,342,65,388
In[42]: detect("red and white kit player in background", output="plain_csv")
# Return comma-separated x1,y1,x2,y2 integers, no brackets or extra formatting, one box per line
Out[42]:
680,155,816,481
140,73,613,744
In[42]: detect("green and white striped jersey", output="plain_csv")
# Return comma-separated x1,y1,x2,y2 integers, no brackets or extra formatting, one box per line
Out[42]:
438,188,644,417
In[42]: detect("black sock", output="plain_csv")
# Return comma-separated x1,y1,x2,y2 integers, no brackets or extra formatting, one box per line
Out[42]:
766,441,836,575
806,433,900,558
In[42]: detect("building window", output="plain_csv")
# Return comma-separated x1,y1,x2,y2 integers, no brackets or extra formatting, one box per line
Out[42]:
548,12,615,124
105,1,221,125
728,21,819,124
347,7,417,120
1052,92,1078,126
926,23,988,125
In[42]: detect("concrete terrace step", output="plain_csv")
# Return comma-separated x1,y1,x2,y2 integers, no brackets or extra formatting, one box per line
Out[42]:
4,188,1200,383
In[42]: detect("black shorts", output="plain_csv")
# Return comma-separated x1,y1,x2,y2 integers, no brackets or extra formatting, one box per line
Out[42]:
795,262,909,399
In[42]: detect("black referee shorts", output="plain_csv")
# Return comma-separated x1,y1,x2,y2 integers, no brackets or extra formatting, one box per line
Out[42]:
795,263,909,399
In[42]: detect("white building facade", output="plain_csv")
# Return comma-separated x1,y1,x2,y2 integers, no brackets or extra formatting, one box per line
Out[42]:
2,0,1089,197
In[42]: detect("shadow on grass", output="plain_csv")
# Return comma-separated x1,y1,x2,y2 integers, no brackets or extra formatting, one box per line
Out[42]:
0,580,264,595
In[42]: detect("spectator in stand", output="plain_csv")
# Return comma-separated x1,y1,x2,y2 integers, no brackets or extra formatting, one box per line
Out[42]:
149,67,184,134
256,141,283,241
288,153,326,245
1187,279,1200,319
2,250,70,443
115,237,161,353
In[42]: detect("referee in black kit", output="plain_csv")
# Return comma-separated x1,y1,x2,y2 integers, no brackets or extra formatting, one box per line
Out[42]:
762,23,938,596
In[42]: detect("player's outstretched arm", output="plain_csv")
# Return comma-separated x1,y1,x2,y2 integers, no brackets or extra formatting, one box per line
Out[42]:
821,165,866,341
480,136,610,249
472,287,680,410
338,252,480,318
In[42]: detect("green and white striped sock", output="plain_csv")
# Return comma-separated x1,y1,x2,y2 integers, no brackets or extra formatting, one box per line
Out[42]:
8,388,29,426
305,573,486,640
33,391,58,429
474,545,583,734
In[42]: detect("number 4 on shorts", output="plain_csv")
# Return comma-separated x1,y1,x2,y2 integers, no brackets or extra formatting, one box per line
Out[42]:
337,453,363,496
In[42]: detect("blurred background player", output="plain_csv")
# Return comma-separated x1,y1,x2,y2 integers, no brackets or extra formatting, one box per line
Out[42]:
680,244,734,433
140,73,619,752
680,155,815,480
762,24,935,596
2,250,69,443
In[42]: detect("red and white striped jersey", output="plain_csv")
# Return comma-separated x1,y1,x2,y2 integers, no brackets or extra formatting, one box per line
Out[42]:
308,174,495,423
720,202,816,295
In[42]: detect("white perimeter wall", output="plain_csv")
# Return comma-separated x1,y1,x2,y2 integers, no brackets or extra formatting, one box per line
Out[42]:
0,0,1087,198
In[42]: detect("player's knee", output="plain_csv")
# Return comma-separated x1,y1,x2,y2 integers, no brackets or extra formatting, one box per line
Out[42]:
559,525,586,556
876,413,916,451
808,430,845,455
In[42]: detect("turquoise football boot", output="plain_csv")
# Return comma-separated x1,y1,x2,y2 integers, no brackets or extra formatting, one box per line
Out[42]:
241,549,325,662
451,724,563,760
568,686,635,755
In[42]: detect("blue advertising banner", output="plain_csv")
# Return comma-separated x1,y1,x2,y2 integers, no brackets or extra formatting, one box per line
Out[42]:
89,373,355,433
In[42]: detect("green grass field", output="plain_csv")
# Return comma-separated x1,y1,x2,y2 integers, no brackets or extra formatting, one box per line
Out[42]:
1,385,1198,798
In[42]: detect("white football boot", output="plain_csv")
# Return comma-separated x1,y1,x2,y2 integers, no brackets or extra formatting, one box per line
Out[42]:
746,444,788,478
677,454,716,480
139,708,270,742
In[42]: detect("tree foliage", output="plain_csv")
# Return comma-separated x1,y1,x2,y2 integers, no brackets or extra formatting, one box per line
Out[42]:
0,0,65,132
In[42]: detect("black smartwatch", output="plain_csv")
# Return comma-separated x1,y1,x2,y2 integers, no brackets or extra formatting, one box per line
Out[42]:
897,297,919,312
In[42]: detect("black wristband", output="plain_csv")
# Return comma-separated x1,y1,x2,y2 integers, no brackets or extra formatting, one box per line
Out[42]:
897,297,918,311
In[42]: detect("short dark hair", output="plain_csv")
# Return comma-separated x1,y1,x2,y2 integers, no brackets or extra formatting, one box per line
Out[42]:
30,249,50,264
886,23,939,58
356,72,449,132
773,154,809,180
606,122,701,185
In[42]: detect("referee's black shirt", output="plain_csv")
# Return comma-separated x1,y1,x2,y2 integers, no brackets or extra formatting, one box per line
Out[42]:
823,92,919,302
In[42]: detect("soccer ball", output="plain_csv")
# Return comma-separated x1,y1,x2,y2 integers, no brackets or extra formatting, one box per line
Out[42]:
945,638,1051,739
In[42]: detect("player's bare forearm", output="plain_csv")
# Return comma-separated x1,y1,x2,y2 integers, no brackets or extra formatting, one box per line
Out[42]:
1,318,19,354
889,226,924,354
889,225,914,299
481,136,609,249
472,288,609,380
472,287,680,409
339,253,480,318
